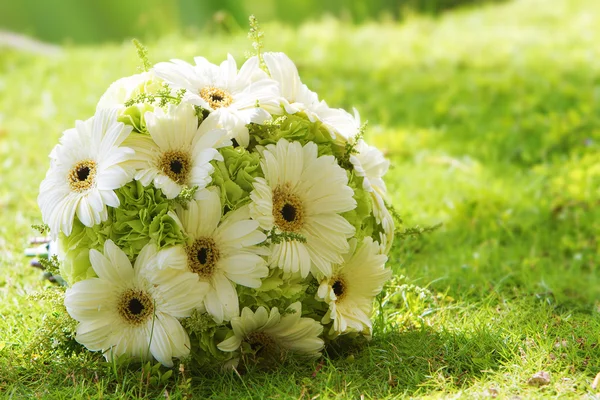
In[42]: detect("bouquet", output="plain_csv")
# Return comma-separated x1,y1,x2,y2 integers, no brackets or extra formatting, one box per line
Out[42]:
37,37,395,368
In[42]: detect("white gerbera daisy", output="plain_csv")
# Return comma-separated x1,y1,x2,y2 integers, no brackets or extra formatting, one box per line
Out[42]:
263,52,361,144
314,102,362,145
350,138,395,249
153,54,280,147
262,52,319,115
350,139,389,200
96,71,163,110
126,102,230,199
249,139,356,278
317,237,391,335
378,205,395,255
217,302,324,358
38,108,134,238
159,189,269,323
64,240,207,367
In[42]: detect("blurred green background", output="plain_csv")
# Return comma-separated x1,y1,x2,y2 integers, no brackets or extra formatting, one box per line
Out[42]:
0,0,500,44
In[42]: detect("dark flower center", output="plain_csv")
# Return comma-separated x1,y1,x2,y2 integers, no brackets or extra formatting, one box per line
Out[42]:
76,166,91,181
170,159,183,174
330,276,347,301
159,150,191,184
272,185,304,232
117,289,154,325
128,298,145,315
197,247,208,265
246,331,277,356
281,203,297,222
332,280,344,297
68,159,97,192
186,237,220,278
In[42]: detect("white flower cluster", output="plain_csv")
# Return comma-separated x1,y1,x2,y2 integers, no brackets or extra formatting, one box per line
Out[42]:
38,51,395,368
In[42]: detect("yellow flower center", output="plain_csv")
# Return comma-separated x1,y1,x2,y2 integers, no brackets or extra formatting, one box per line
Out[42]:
200,86,233,109
158,150,191,184
186,237,220,279
272,184,305,233
117,289,154,326
68,159,97,192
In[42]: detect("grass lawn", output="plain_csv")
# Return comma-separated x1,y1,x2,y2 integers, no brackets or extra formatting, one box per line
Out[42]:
1,0,600,398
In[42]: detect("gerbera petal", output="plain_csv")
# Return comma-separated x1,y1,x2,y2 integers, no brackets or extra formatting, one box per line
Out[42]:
219,302,323,357
65,278,113,307
205,273,239,323
149,314,190,367
148,315,175,367
65,239,201,367
215,219,265,249
88,241,134,284
263,52,300,101
217,335,242,352
76,198,99,227
152,60,196,92
96,166,132,190
37,110,134,238
76,320,115,351
219,253,268,288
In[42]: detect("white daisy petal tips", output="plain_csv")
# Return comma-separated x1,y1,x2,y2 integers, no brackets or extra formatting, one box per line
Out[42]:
153,54,280,147
169,189,269,323
217,302,324,357
64,240,206,367
263,52,361,143
126,102,230,199
249,138,356,278
317,237,391,335
38,108,134,238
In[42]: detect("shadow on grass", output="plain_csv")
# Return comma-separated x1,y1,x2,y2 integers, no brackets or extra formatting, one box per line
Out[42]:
376,328,512,388
307,326,516,395
168,326,516,398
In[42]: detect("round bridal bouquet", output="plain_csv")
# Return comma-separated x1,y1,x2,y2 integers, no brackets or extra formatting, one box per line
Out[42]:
37,41,395,369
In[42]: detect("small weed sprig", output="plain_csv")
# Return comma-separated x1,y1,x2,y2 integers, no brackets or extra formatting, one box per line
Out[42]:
132,39,151,72
38,255,61,276
248,15,267,72
32,223,50,235
124,85,186,108
28,288,79,356
339,122,367,169
259,228,308,246
395,223,443,240
168,186,199,210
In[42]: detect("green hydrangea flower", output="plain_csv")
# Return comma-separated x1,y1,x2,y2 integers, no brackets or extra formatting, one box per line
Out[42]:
237,268,309,311
251,113,343,157
57,219,107,284
58,180,185,284
109,180,186,258
117,102,154,133
210,147,263,213
342,173,376,240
